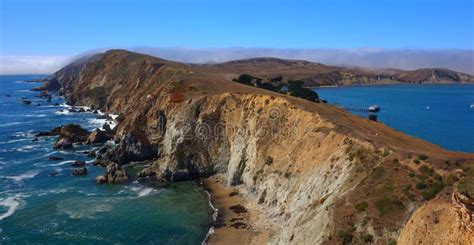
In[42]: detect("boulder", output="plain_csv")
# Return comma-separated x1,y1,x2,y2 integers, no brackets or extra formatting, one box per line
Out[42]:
95,163,129,184
71,160,86,167
78,108,86,113
85,129,109,144
53,124,90,149
48,156,63,161
55,138,73,149
95,175,107,184
36,126,61,137
22,100,32,105
72,167,88,176
87,150,97,157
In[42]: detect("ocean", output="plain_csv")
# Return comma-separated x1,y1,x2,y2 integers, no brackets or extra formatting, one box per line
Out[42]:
315,84,474,153
0,75,214,244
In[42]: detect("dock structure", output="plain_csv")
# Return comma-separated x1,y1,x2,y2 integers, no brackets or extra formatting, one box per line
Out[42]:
337,106,381,113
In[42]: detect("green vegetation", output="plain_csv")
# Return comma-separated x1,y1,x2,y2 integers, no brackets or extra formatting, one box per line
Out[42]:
337,230,353,244
413,165,444,200
418,154,428,161
419,165,434,176
363,234,374,243
458,163,474,198
374,197,404,215
354,201,369,212
232,74,320,102
416,181,427,190
287,80,319,102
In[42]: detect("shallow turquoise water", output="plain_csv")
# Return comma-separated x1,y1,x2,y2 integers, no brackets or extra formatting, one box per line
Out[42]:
0,75,213,244
315,84,474,153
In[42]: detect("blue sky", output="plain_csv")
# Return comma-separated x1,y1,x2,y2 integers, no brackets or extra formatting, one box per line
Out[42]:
1,0,473,56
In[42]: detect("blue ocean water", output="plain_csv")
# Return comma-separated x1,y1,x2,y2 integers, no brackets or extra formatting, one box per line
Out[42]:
315,84,474,153
0,75,214,244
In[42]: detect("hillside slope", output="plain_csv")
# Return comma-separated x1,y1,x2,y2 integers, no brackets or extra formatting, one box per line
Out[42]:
52,50,474,244
192,57,474,86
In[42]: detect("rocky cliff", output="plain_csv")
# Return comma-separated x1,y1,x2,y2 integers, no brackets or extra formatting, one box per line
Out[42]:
52,50,474,244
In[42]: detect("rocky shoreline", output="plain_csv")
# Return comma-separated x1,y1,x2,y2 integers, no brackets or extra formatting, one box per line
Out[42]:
25,49,474,244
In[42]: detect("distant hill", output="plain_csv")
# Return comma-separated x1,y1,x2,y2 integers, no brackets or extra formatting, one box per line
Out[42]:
190,57,474,86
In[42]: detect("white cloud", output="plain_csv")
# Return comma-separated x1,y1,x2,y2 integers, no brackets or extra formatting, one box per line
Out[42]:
1,48,473,75
0,55,72,75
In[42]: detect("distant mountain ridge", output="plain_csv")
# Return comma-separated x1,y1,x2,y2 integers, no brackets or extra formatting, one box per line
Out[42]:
187,56,474,86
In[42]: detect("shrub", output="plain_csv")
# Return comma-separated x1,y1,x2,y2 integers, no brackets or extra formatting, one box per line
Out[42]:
363,234,374,243
374,197,404,215
418,154,428,161
337,230,353,244
416,181,427,189
354,201,369,212
413,159,420,164
265,156,273,165
288,80,320,102
419,165,434,176
458,164,474,198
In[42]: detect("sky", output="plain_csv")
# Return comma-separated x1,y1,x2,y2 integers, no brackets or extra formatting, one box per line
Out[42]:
0,0,473,74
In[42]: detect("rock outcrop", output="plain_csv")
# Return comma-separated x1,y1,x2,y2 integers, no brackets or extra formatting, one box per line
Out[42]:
31,78,61,91
51,49,474,244
96,163,129,184
54,124,90,149
85,129,110,144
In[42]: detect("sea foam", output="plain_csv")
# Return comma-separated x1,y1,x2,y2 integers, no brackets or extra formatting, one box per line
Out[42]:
0,196,21,221
5,170,39,181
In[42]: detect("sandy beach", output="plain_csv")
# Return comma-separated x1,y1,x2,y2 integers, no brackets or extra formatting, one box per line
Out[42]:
201,175,275,245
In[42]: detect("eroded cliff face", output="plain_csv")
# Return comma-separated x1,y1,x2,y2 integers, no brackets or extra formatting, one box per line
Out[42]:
52,50,474,244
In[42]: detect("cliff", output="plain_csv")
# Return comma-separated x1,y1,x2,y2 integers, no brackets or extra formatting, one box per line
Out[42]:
52,50,474,244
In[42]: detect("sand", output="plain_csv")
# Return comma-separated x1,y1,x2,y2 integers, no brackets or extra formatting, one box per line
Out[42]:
201,175,275,245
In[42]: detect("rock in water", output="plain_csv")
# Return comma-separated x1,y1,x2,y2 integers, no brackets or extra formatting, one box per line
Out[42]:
48,156,63,161
53,124,90,149
72,167,88,176
87,150,97,157
22,100,32,105
36,126,61,137
85,129,110,144
71,160,86,167
31,78,61,91
95,163,129,184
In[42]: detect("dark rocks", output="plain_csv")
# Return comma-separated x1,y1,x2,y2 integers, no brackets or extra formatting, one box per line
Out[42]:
72,167,88,176
87,150,97,157
31,137,39,142
71,160,86,167
37,90,52,99
48,156,64,161
96,163,128,184
55,138,73,149
22,100,32,105
94,129,157,165
36,126,61,137
78,108,86,113
115,113,125,123
31,78,61,92
53,124,90,149
85,129,110,144
96,113,112,120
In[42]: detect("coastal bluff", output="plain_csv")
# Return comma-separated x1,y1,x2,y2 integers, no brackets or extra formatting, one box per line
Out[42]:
50,49,473,244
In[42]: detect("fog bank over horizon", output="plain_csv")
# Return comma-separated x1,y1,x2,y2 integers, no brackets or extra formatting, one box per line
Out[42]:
1,48,473,75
